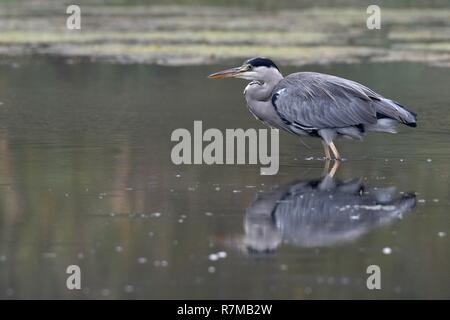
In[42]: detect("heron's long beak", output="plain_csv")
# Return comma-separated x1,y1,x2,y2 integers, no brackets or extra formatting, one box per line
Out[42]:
208,66,245,79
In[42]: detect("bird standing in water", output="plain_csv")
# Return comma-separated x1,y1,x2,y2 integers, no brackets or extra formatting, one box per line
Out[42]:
209,57,417,160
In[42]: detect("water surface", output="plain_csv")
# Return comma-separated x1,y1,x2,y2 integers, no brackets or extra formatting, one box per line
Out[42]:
0,57,449,299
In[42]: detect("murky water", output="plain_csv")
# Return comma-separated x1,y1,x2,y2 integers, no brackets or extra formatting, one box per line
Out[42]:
0,57,449,299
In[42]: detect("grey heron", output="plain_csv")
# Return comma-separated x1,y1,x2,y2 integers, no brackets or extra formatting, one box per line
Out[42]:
209,57,417,160
240,163,416,252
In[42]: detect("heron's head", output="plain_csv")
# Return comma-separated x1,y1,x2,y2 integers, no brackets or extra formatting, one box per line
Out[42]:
208,57,282,82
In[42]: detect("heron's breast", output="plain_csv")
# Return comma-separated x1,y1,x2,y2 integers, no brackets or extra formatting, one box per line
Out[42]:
246,99,291,131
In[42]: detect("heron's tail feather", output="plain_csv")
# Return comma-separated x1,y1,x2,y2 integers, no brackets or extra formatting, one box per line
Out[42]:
365,118,398,134
375,99,417,127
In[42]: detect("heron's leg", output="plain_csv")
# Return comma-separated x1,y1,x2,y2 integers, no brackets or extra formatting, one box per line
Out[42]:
329,160,340,178
329,142,342,161
322,159,331,176
322,141,331,160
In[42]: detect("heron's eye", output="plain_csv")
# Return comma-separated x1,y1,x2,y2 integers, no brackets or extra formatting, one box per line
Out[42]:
247,65,253,71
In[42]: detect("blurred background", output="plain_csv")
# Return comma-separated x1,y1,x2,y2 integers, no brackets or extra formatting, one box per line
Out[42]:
0,0,449,66
0,0,449,299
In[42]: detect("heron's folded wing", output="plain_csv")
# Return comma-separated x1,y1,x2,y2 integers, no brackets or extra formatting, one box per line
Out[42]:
272,73,379,130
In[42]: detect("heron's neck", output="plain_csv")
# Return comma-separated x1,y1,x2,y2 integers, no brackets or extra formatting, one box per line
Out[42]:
245,70,283,101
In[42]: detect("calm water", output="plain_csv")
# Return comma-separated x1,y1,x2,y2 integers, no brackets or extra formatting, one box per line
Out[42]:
0,57,449,299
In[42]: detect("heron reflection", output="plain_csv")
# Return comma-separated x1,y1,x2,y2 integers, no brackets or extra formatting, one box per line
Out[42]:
240,162,416,253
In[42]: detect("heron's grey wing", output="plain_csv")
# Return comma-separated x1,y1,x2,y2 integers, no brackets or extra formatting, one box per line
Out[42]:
273,182,416,247
272,72,379,130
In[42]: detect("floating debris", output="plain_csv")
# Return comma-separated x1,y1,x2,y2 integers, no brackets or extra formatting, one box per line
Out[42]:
418,199,426,203
438,231,446,237
209,251,227,261
382,247,392,255
280,264,288,271
77,253,84,259
0,255,6,262
232,190,242,193
305,156,314,161
205,212,213,216
217,251,227,259
208,266,216,273
150,212,161,218
208,253,219,261
137,257,147,264
101,289,110,297
43,252,56,259
154,260,168,267
124,285,134,293
214,187,221,191
115,245,123,253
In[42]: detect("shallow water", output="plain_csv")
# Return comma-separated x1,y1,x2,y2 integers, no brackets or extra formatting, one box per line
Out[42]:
0,57,449,299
